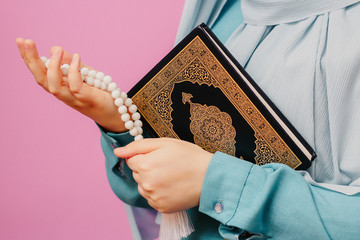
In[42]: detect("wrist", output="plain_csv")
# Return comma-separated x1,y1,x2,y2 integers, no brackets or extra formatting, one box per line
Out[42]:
96,116,127,133
194,150,213,206
88,110,124,134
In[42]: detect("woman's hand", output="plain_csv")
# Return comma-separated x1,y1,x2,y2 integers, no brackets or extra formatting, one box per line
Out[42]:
16,38,126,133
114,138,213,213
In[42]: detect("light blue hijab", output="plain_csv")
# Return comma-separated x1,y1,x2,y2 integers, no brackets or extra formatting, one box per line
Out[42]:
176,0,360,194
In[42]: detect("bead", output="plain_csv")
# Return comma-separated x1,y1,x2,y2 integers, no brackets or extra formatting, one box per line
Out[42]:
124,120,134,130
96,72,105,80
40,55,143,142
88,70,97,78
85,77,95,85
118,105,127,114
103,75,112,84
125,98,133,107
129,127,139,136
121,113,131,122
132,112,141,121
45,59,50,68
100,82,107,90
136,127,143,135
80,67,90,76
61,64,69,76
94,79,101,88
107,82,117,92
134,135,144,141
134,120,143,127
120,92,128,100
40,56,47,63
111,89,121,99
114,98,124,106
128,104,137,113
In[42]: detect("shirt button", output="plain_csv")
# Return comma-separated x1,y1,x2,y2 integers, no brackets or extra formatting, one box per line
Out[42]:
214,202,223,213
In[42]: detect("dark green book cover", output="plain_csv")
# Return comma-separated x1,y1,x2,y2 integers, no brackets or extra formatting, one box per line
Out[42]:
128,23,316,170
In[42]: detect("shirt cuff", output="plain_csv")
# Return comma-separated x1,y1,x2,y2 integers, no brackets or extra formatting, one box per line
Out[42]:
96,123,134,178
199,151,254,224
97,123,134,149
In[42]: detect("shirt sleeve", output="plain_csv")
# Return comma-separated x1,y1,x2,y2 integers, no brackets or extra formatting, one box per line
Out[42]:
98,124,151,208
199,152,360,239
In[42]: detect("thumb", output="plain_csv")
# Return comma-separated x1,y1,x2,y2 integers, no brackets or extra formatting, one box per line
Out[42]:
113,138,167,158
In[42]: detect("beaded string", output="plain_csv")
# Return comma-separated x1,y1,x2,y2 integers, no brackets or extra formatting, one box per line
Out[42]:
41,56,194,240
40,56,144,141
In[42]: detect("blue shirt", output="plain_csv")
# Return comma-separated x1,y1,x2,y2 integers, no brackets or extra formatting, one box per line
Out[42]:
100,0,360,239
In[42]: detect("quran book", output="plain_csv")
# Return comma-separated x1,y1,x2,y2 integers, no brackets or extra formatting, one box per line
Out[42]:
128,23,316,170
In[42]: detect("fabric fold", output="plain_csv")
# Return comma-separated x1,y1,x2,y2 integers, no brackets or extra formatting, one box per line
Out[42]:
242,0,360,25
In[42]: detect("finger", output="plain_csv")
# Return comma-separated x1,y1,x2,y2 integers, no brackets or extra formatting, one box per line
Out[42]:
17,38,48,90
132,172,140,183
46,47,78,103
68,53,83,93
47,46,64,95
114,138,168,158
137,185,150,199
126,154,144,173
67,56,105,105
16,38,27,62
24,39,48,88
144,196,163,212
24,39,40,59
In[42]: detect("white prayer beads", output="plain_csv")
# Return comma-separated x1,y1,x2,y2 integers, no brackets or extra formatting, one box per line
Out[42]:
61,64,69,75
40,56,143,141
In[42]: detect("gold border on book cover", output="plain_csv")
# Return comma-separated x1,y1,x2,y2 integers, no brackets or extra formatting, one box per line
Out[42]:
132,36,301,169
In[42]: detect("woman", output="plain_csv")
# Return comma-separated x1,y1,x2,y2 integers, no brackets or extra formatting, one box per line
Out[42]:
17,0,360,239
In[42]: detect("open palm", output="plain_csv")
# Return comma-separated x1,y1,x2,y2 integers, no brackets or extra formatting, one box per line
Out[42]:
16,38,126,133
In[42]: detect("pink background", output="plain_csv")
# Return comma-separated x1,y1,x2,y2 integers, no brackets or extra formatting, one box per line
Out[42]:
0,1,184,239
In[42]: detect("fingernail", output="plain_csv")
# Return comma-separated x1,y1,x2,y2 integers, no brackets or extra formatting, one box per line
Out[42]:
52,47,61,58
24,41,30,49
71,53,79,64
15,38,21,48
114,147,125,155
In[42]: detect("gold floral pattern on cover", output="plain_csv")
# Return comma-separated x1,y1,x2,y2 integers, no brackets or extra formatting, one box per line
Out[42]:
182,92,236,156
132,36,301,169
